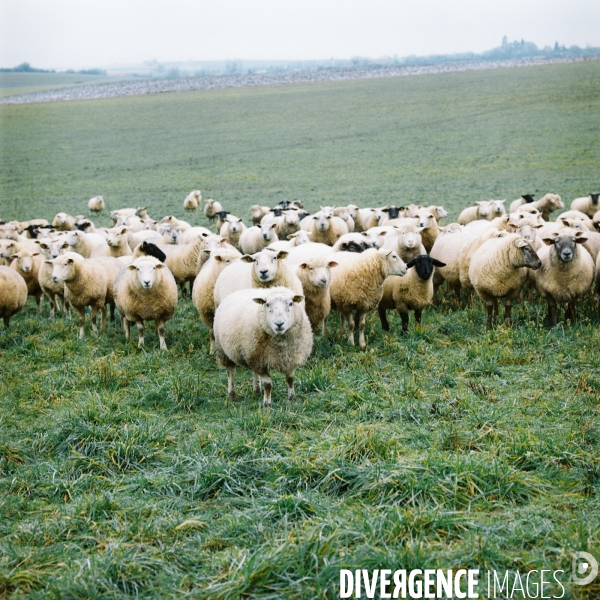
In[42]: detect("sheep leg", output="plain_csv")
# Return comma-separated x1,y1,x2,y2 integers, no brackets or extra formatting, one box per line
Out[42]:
136,321,145,347
547,301,558,326
109,300,116,322
339,313,347,334
400,311,409,334
357,312,367,348
415,309,422,327
35,292,43,315
286,372,296,402
46,292,57,319
566,302,576,322
262,374,272,408
504,300,513,325
100,305,107,333
227,366,237,401
90,305,99,335
123,317,131,340
252,372,261,394
156,320,167,350
346,312,355,345
209,329,215,354
485,302,495,328
378,306,390,331
450,283,462,306
75,306,86,338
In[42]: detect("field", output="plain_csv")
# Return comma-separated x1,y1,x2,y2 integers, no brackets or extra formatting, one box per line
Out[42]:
1,61,599,598
0,72,112,99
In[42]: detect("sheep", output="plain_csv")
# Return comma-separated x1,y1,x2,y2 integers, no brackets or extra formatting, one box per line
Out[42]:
195,235,238,274
490,199,507,218
157,236,210,294
0,266,27,327
250,204,271,225
131,241,167,262
213,287,313,408
267,230,312,252
36,237,71,319
415,209,441,253
49,252,122,338
378,254,446,333
380,205,405,222
161,227,183,245
570,193,600,218
273,210,301,240
329,248,407,348
594,209,600,231
300,211,348,245
219,216,246,249
516,193,565,221
116,214,145,233
353,208,385,232
457,201,493,225
239,223,279,255
52,212,76,231
88,196,105,214
332,232,380,253
9,249,44,314
214,248,303,307
332,206,355,231
204,199,223,222
530,229,595,325
135,207,150,220
0,238,39,266
389,223,427,262
295,256,338,332
91,227,133,259
183,190,202,212
458,227,505,292
64,230,106,258
426,205,449,221
469,233,542,326
127,229,163,250
509,194,536,213
192,247,242,352
114,256,178,349
556,211,595,232
180,226,213,244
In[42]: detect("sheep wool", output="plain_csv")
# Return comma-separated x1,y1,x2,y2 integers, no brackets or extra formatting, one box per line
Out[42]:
0,266,28,327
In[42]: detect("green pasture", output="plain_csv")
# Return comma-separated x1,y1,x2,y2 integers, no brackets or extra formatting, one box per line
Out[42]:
0,61,599,598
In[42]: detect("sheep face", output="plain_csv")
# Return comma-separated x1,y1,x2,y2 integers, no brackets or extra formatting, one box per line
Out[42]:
11,251,39,274
107,228,128,247
54,213,68,225
130,259,165,289
243,249,286,283
591,193,600,205
164,227,181,244
431,206,448,219
491,200,506,215
379,249,408,277
346,205,359,219
313,213,331,231
226,217,243,234
543,231,587,263
260,223,276,241
475,201,492,218
405,255,446,280
299,259,338,288
38,239,69,260
363,230,385,248
0,240,18,261
50,254,79,283
397,229,421,250
382,206,403,220
288,231,311,245
65,230,83,247
253,292,304,335
512,239,542,269
417,212,436,230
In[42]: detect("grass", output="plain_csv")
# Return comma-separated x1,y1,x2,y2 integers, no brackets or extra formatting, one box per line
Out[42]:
0,72,113,98
1,61,599,598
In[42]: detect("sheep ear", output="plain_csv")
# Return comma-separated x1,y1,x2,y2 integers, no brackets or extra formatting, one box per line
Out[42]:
574,232,588,244
514,239,529,248
339,243,348,251
380,231,387,236
120,227,128,234
44,259,53,265
32,252,40,257
507,223,518,231
155,263,165,268
10,254,18,259
431,258,446,267
542,237,556,246
276,250,289,260
287,233,298,240
127,264,137,271
253,297,267,305
299,263,307,269
327,261,339,268
241,255,254,263
67,258,74,264
292,295,304,303
219,237,228,244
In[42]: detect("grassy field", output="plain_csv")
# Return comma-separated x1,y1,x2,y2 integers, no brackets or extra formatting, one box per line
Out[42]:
0,72,113,99
1,61,599,598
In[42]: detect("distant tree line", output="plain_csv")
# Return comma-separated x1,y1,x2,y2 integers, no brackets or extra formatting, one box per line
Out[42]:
0,62,106,75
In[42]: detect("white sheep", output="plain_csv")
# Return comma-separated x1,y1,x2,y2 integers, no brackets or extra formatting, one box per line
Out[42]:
353,208,385,232
332,232,380,253
192,247,242,352
50,252,122,338
52,212,76,231
267,230,312,252
10,249,44,314
0,266,27,327
295,256,338,333
508,194,536,213
332,206,355,232
91,227,133,258
426,205,449,221
157,236,210,294
219,216,247,249
204,199,223,222
88,196,105,214
300,211,348,245
65,230,106,258
570,194,600,218
530,229,595,325
114,256,178,349
285,242,336,265
250,204,271,225
329,248,407,348
213,286,313,408
378,254,446,333
183,190,202,211
458,227,505,292
469,233,542,326
415,209,441,253
214,248,303,307
36,237,70,319
515,193,564,220
457,201,493,225
239,223,278,255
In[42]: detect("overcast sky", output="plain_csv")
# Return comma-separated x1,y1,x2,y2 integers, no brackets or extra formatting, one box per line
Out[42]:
1,0,599,70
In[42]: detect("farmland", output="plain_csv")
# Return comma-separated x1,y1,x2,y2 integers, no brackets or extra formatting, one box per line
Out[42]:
0,60,599,598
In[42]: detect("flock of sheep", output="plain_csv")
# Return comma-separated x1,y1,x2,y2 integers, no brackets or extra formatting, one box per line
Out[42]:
1,189,599,407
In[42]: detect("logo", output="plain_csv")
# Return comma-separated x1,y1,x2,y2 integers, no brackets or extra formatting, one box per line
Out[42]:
572,551,598,586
